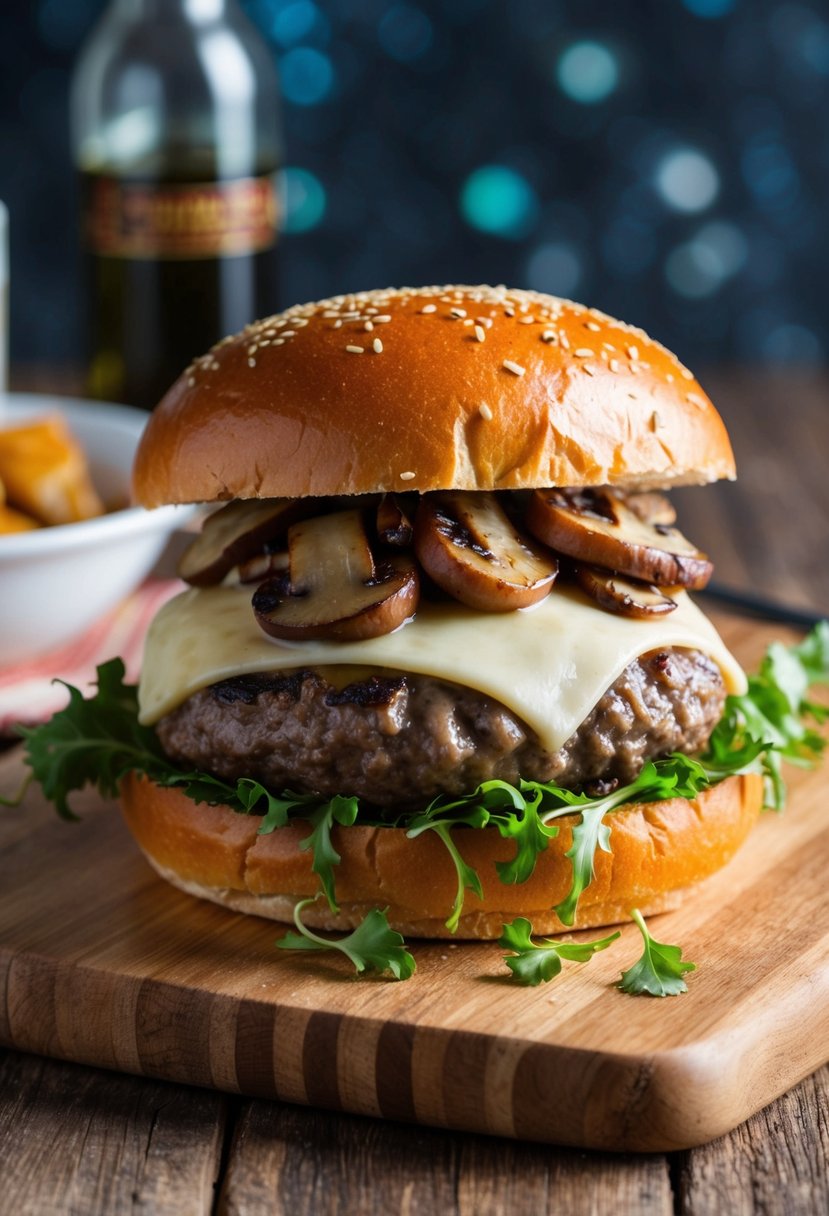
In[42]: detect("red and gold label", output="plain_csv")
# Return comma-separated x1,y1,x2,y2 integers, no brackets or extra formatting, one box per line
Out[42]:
84,173,279,259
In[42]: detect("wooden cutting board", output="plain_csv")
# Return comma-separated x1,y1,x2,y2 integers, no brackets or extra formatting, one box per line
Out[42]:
0,613,827,1153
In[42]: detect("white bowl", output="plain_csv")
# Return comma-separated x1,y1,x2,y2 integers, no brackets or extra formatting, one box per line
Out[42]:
0,394,191,665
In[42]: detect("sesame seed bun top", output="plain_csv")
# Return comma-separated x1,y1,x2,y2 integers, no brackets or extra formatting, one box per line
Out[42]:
132,285,735,506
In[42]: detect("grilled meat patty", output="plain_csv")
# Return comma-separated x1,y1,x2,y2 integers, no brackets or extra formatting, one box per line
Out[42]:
155,649,726,809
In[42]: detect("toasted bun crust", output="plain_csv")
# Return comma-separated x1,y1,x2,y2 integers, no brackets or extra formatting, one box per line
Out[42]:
120,771,763,939
132,285,735,507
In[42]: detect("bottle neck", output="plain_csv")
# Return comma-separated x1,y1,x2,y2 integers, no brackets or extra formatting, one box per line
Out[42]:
113,0,232,21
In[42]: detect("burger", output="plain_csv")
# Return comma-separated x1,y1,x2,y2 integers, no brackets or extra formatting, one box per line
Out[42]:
116,284,763,941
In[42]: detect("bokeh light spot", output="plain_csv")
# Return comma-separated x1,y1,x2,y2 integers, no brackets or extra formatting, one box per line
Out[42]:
762,322,822,364
271,1,319,47
741,140,799,203
664,221,746,298
281,166,326,233
459,165,538,238
279,46,333,106
655,148,719,212
556,40,619,104
680,0,737,17
526,242,583,297
378,4,434,63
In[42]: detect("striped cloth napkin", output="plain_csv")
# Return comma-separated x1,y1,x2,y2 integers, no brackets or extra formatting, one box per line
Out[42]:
0,580,181,734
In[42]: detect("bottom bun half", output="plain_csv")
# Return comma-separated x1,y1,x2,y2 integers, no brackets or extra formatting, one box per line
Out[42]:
119,772,763,939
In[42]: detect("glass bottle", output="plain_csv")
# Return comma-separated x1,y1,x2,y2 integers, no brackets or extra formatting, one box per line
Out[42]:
72,0,282,409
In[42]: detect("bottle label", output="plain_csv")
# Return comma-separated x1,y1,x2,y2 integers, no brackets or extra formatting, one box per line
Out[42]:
84,174,279,259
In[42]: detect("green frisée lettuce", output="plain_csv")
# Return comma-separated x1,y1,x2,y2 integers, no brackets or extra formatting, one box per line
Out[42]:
5,622,828,987
277,899,416,980
617,909,697,997
499,917,620,986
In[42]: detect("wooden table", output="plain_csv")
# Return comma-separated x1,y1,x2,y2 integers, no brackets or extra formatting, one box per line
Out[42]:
1,370,828,1214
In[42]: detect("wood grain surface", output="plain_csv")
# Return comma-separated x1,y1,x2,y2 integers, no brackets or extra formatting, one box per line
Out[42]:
0,614,826,1155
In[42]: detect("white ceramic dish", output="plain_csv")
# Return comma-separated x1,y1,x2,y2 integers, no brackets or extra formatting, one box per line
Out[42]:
0,394,191,664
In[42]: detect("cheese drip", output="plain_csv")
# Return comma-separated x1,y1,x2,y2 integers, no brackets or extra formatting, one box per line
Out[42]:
138,585,746,754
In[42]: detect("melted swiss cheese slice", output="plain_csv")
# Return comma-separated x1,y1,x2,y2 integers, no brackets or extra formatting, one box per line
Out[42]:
139,585,746,754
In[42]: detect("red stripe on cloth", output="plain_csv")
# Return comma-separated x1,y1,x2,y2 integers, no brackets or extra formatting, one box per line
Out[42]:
0,580,182,732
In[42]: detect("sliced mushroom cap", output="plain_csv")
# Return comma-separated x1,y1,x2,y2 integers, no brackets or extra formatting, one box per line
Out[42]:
576,566,678,618
252,509,419,641
236,550,290,584
526,489,713,590
621,490,677,526
376,493,414,547
178,498,309,586
414,491,558,612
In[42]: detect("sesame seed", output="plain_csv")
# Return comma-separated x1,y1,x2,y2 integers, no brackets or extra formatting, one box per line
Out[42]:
247,358,256,367
375,315,392,323
688,392,705,407
333,320,343,329
503,359,526,376
560,332,571,350
585,321,601,331
474,325,486,342
519,316,536,325
399,470,416,481
541,331,558,344
681,366,694,380
450,307,467,318
626,344,639,360
187,376,196,387
630,362,640,374
666,372,675,383
372,338,383,353
610,358,621,373
504,307,515,317
274,337,285,345
420,304,437,314
479,403,493,420
364,321,374,331
574,348,595,357
346,345,364,354
282,330,296,338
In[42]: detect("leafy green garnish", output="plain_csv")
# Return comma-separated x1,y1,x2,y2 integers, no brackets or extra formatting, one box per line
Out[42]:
705,620,829,809
618,908,696,997
276,898,416,979
299,796,359,912
17,659,168,819
499,916,620,986
406,806,489,931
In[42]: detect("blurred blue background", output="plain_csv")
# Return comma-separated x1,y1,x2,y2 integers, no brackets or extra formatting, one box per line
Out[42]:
2,0,829,369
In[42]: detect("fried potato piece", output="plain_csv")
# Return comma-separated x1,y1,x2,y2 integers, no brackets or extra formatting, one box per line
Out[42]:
0,415,104,526
0,503,40,533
